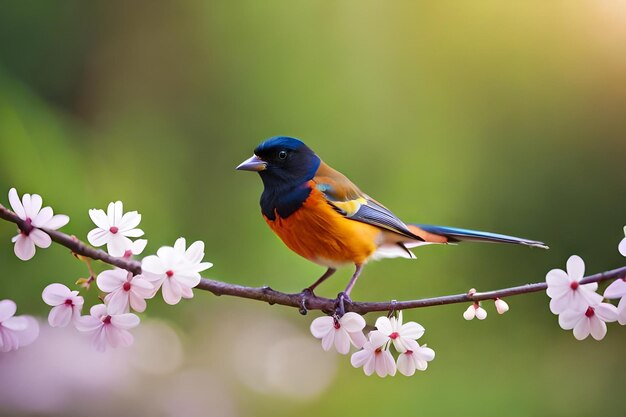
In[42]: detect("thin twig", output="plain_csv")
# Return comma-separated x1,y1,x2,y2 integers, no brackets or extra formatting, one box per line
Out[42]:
1,203,624,315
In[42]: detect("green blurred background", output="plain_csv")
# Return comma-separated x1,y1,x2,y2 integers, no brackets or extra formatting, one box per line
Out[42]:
0,1,625,416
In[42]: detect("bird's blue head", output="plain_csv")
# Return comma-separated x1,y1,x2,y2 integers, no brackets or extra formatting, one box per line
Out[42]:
237,136,321,219
237,136,321,189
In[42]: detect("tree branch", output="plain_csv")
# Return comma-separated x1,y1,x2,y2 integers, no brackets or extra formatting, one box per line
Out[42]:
2,203,625,315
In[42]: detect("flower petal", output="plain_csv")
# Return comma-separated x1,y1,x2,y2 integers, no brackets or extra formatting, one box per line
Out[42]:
588,316,607,340
321,329,335,351
109,327,134,348
619,237,626,257
595,303,618,322
400,321,425,340
369,330,389,348
174,237,187,254
107,235,133,257
334,329,351,354
0,299,18,321
48,305,73,327
32,206,53,227
105,290,130,315
362,354,376,376
185,241,205,263
118,211,141,231
550,292,576,315
87,228,110,247
108,201,124,226
122,228,144,238
374,316,393,335
130,239,148,255
546,283,570,299
75,315,102,333
28,194,43,218
181,285,194,299
44,214,69,230
14,234,36,261
89,208,110,229
572,318,591,340
8,188,25,219
29,229,51,248
1,316,28,331
417,345,436,363
397,352,416,376
96,269,127,292
351,348,373,369
604,279,626,299
92,327,108,351
617,297,626,325
558,310,581,330
340,312,366,332
42,283,72,306
90,303,108,318
310,316,333,338
129,292,147,312
161,278,182,305
142,255,166,275
16,316,39,347
0,327,20,352
348,330,367,349
566,255,585,282
578,286,603,307
111,313,140,330
546,268,569,287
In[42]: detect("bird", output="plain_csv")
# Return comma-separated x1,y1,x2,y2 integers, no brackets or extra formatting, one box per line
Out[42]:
237,136,547,306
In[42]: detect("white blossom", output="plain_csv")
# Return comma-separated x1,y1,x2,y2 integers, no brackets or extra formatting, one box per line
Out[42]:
87,201,145,257
310,312,366,354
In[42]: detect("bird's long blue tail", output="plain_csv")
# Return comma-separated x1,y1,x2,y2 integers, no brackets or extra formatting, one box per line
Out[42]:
412,224,549,249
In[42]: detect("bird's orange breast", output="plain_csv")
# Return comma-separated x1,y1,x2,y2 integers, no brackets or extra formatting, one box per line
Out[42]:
264,183,381,267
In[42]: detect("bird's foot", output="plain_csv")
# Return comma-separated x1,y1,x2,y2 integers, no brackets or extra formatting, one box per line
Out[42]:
334,291,352,317
298,287,316,315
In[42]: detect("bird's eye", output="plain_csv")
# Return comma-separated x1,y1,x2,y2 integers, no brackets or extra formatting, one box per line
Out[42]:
278,150,288,160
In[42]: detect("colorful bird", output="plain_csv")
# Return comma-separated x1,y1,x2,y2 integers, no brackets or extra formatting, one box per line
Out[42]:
237,136,547,305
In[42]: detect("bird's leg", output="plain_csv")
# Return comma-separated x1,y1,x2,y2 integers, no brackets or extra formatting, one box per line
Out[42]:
299,267,337,315
303,267,337,294
335,264,364,316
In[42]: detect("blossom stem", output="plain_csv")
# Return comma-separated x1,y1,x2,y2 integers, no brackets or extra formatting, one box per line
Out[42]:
1,203,625,315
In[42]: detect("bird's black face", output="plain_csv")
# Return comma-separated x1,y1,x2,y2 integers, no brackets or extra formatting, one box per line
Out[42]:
237,136,321,189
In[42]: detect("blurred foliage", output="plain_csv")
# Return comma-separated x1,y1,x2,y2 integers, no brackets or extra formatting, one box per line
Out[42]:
0,1,625,416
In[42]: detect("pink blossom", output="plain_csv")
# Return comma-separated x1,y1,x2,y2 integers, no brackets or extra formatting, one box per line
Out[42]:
87,201,145,257
0,299,39,352
396,339,435,376
558,303,618,340
96,269,153,314
75,304,140,351
41,283,84,327
141,238,212,305
369,311,425,352
546,255,602,314
350,332,396,377
310,312,367,354
7,188,69,261
619,226,626,257
463,303,487,320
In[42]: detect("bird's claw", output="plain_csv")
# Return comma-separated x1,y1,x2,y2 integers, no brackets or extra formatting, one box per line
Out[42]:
298,288,315,315
334,291,352,317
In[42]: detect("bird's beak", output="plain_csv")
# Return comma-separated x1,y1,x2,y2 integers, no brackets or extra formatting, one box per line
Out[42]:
236,154,267,171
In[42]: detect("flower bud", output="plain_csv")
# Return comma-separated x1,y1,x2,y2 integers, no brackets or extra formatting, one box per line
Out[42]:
495,298,509,314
